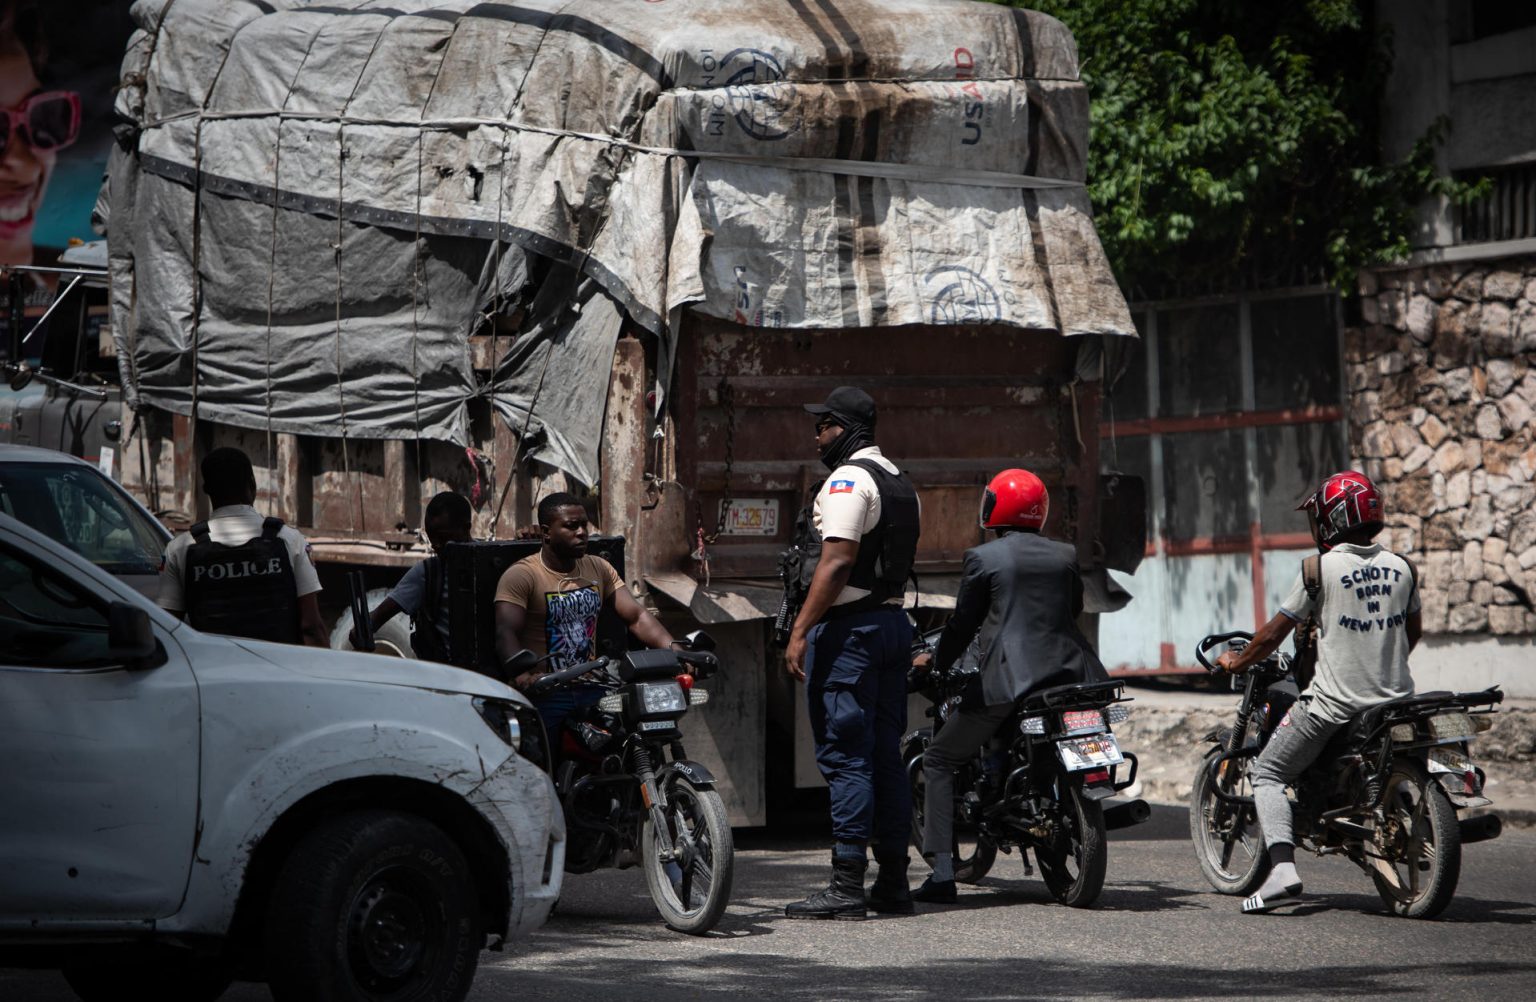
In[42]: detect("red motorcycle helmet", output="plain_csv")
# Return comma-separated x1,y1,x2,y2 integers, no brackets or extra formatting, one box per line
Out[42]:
1299,470,1383,550
980,468,1049,531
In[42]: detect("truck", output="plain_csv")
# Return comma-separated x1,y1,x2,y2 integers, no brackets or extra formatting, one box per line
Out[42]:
18,0,1143,826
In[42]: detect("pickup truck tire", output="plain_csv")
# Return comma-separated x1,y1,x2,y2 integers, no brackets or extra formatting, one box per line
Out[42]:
265,811,481,1002
62,948,231,1002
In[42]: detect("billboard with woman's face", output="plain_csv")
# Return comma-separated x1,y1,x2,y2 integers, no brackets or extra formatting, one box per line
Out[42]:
1,0,132,269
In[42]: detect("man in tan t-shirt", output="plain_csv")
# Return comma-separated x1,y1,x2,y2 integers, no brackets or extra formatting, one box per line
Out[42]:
494,491,677,742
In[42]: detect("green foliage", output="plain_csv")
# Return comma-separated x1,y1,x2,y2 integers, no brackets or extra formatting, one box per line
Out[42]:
995,0,1483,294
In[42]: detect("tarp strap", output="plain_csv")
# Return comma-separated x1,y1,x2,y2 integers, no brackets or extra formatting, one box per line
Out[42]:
137,110,1085,191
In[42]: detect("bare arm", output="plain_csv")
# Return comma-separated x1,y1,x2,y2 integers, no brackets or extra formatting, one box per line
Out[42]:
784,537,858,681
494,601,539,689
1216,611,1297,673
1406,610,1422,652
298,593,329,648
612,586,675,650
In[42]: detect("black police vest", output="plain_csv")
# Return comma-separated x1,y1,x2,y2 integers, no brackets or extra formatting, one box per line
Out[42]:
409,556,450,663
183,516,301,644
842,457,920,607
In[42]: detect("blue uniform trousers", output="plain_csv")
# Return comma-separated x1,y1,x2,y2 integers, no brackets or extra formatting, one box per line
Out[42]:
805,605,913,850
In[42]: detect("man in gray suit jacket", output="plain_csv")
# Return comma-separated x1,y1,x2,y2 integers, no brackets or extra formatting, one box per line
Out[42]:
915,468,1107,902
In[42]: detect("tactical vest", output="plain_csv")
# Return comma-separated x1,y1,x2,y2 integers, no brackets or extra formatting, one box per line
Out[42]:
788,458,920,619
409,555,450,663
183,517,301,644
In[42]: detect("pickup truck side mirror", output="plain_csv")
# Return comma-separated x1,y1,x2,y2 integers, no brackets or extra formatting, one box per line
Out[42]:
108,602,162,669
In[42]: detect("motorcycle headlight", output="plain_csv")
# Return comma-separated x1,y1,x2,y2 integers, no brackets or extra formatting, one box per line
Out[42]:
637,681,688,716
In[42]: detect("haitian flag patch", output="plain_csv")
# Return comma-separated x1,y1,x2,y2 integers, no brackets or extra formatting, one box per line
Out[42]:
829,479,856,494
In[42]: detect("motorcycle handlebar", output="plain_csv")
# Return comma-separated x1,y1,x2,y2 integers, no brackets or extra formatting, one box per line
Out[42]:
526,657,610,697
1194,631,1254,673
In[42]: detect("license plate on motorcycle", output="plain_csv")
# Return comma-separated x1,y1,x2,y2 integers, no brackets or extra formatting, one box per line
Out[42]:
1056,734,1125,772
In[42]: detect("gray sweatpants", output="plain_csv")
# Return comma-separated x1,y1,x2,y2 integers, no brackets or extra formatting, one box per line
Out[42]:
921,702,1015,856
1251,700,1342,849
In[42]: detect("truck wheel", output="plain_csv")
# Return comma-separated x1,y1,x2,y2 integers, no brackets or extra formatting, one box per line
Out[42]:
62,948,231,1002
330,587,414,657
265,811,481,1002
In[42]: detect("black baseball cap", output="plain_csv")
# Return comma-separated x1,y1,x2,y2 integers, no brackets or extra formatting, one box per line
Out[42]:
804,386,876,427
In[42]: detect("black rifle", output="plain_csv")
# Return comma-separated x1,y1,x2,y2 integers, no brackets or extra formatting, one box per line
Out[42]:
348,570,375,653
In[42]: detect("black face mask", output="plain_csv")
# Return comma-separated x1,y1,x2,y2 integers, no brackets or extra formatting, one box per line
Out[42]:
818,418,875,471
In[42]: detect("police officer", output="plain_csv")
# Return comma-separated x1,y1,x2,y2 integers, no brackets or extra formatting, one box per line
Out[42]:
914,468,1107,903
158,447,328,647
784,387,920,921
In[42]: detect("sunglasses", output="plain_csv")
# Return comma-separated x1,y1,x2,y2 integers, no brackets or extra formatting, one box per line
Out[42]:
1,91,81,156
815,416,837,433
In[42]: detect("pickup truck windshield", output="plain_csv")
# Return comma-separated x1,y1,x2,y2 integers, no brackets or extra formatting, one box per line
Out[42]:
0,462,166,576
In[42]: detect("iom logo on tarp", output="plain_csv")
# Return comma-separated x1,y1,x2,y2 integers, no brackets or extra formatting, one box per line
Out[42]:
700,48,801,141
925,266,1002,325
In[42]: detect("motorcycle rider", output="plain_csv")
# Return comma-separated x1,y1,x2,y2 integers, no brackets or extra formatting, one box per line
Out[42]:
1217,471,1421,913
784,386,921,921
493,492,679,743
914,468,1106,903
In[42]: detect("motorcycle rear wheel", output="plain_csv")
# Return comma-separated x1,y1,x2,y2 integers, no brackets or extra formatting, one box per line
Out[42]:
1035,784,1107,908
906,731,997,884
643,776,735,934
1369,759,1461,919
1189,746,1270,895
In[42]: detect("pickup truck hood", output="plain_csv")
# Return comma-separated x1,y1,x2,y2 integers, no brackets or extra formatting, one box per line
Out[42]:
233,640,525,703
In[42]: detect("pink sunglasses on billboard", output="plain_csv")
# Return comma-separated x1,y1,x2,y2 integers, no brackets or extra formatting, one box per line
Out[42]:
1,91,81,156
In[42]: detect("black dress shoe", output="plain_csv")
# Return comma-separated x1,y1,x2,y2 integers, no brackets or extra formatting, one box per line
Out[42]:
912,876,957,904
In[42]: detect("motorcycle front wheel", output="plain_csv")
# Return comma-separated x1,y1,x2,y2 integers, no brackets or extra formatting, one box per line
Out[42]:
906,730,997,883
643,776,735,934
1035,784,1107,908
1369,759,1461,919
1189,745,1270,895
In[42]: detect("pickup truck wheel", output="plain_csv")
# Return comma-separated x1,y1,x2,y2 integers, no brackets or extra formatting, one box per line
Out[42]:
265,811,481,1002
61,948,231,1002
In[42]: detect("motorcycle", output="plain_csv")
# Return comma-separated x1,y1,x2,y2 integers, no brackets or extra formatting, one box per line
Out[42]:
518,631,734,934
1189,631,1505,919
905,629,1150,907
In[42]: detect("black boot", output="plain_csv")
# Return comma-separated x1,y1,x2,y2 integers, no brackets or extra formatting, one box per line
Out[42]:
868,853,914,915
785,854,868,920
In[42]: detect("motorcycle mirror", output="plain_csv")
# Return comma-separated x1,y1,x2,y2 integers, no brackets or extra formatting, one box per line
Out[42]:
683,629,716,652
504,649,538,673
7,364,32,392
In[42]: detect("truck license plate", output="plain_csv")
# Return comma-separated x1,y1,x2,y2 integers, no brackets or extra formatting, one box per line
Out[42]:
1056,734,1125,772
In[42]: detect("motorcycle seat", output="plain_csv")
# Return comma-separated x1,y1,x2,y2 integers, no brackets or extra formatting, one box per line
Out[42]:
1347,690,1456,744
1019,679,1123,711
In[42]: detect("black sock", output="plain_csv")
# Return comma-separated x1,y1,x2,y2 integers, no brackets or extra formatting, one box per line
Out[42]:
1269,842,1295,866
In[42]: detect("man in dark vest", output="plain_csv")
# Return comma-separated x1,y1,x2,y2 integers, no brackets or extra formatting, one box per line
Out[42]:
158,447,328,647
914,468,1107,903
350,491,472,662
784,386,921,921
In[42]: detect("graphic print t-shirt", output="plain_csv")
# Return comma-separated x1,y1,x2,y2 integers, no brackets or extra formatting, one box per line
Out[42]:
492,553,623,668
1279,542,1421,724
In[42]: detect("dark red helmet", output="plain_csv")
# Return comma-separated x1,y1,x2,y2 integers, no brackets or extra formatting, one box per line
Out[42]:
981,468,1049,531
1298,471,1383,550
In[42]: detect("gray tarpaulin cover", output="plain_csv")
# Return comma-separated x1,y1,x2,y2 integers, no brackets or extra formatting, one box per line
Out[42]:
107,0,1134,484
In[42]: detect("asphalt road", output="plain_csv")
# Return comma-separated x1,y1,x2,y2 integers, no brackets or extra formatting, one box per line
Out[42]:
5,807,1534,1002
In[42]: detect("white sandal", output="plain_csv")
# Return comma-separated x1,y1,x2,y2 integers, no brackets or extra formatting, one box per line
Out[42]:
1242,883,1303,913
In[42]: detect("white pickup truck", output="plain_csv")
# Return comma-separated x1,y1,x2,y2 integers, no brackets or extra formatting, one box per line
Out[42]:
0,513,564,1002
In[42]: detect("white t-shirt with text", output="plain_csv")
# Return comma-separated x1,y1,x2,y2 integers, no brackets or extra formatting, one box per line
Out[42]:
1279,542,1420,724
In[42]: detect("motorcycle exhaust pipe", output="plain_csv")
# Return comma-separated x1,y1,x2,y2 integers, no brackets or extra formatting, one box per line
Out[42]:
1459,813,1502,845
1103,799,1151,830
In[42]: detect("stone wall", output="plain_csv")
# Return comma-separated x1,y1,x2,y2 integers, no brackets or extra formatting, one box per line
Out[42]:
1348,256,1536,636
